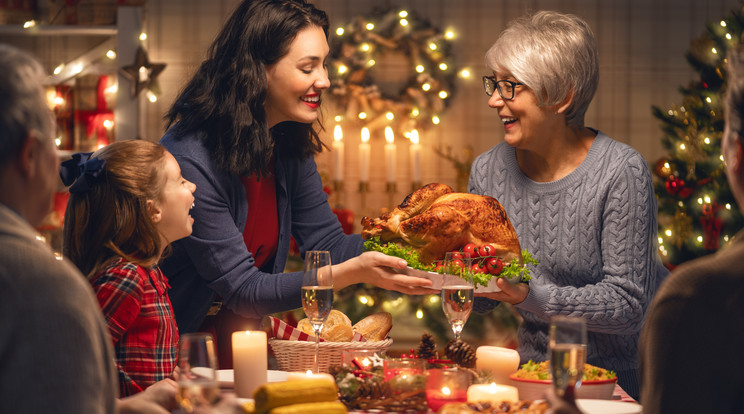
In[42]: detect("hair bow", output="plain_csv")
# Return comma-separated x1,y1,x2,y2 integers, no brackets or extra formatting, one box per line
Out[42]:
59,152,107,194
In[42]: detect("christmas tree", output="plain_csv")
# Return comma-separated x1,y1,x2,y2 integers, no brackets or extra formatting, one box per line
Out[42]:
653,3,744,267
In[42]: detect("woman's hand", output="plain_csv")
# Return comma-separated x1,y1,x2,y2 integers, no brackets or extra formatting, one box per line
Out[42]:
333,251,437,294
475,277,530,304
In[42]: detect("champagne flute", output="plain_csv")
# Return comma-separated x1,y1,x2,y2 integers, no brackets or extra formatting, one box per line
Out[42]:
441,251,474,342
549,316,588,399
175,333,220,413
301,250,333,373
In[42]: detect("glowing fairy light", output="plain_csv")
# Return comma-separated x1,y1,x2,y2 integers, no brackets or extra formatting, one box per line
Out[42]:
459,68,471,78
358,112,367,120
365,23,374,30
416,309,424,319
445,30,454,39
432,115,440,124
399,10,408,18
665,229,672,237
416,65,425,73
334,115,342,122
439,63,448,71
706,97,712,103
438,90,448,99
400,18,408,26
336,27,344,36
712,47,718,54
721,20,727,27
53,64,64,75
361,43,370,52
106,50,116,59
23,20,36,29
429,42,437,51
680,143,686,150
422,83,431,91
139,32,147,41
338,65,348,74
386,112,394,120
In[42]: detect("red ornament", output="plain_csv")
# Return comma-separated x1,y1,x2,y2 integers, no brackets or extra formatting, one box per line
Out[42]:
665,176,685,195
700,203,724,250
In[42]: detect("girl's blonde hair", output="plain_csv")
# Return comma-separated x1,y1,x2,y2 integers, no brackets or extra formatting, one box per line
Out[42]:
63,140,167,278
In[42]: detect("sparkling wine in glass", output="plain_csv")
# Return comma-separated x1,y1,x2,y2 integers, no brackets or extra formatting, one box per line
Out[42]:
441,251,474,342
301,250,333,373
549,316,588,399
176,333,220,413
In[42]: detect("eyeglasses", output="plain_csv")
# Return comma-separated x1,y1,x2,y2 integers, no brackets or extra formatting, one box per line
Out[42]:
482,76,523,100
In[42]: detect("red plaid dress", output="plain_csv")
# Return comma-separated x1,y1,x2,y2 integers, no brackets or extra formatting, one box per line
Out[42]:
91,258,179,396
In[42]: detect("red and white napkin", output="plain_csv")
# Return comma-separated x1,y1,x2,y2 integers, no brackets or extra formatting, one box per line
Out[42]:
269,316,367,342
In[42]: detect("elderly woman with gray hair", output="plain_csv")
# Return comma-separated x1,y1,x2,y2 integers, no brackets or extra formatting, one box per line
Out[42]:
470,11,668,400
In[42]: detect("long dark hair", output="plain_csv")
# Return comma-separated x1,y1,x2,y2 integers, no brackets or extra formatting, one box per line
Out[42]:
63,141,167,279
165,0,329,177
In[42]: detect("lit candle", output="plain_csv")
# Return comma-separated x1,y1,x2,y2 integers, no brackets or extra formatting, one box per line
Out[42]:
425,369,470,412
475,346,520,384
409,129,421,183
287,370,335,385
332,125,344,182
232,330,267,398
384,126,396,183
467,383,519,404
359,127,370,182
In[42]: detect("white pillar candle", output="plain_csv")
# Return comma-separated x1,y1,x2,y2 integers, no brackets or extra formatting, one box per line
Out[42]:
287,370,335,385
232,330,267,398
475,346,520,384
409,129,421,183
384,126,396,183
332,125,344,181
467,383,519,404
359,127,370,182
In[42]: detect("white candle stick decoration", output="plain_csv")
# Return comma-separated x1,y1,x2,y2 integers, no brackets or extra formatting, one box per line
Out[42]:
359,127,371,183
332,124,344,182
384,126,396,183
410,129,421,184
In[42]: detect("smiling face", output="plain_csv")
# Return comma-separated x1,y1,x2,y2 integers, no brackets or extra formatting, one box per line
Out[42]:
149,152,196,246
264,25,330,128
487,70,559,151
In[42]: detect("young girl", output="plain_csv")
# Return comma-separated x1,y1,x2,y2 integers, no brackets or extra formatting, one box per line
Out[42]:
61,140,196,397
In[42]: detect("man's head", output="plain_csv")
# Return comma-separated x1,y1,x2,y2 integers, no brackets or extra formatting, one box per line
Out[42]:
0,44,59,226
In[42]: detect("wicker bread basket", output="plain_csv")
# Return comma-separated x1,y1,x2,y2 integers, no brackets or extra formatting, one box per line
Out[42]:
269,337,392,373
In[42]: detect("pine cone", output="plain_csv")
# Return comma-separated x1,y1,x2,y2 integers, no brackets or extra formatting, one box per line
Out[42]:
445,338,476,368
417,332,438,360
359,379,391,399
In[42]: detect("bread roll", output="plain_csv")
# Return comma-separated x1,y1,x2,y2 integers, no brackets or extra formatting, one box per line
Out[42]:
352,312,393,341
296,310,354,341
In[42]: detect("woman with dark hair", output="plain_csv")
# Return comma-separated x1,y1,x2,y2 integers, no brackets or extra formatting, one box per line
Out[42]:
160,0,433,367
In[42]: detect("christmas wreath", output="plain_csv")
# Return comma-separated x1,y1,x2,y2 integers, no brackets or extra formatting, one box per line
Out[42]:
328,7,458,135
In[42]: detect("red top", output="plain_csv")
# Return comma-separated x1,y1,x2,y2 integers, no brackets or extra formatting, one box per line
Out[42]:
91,257,179,396
240,168,279,269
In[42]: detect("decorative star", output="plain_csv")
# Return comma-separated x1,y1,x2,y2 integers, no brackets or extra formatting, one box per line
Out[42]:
119,46,166,98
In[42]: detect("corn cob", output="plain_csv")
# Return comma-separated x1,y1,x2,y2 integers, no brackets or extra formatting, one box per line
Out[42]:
268,401,347,414
253,379,338,414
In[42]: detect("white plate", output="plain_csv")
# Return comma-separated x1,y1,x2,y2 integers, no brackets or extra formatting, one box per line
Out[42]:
396,266,504,293
216,369,289,388
576,399,642,414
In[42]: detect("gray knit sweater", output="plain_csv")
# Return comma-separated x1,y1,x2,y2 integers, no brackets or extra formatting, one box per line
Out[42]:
470,131,668,396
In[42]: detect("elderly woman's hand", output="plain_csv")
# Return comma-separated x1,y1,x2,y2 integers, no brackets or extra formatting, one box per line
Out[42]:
333,251,437,294
474,277,529,305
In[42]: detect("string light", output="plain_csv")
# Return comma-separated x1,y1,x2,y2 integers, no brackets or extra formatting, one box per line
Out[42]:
358,112,367,120
53,64,64,75
106,50,116,59
386,112,394,120
336,27,344,36
459,68,471,78
438,90,448,99
680,143,686,150
706,97,712,103
428,42,437,51
432,115,440,124
411,108,420,117
696,235,703,243
365,22,374,30
416,309,424,319
445,30,455,39
704,137,711,144
658,237,664,244
726,33,733,40
721,20,727,27
665,229,673,237
399,10,408,18
102,119,114,129
367,59,375,67
712,47,718,54
146,91,158,103
338,65,348,74
23,20,36,29
422,83,431,91
439,63,448,71
400,18,408,26
415,65,425,73
428,295,439,304
361,43,370,52
334,115,343,122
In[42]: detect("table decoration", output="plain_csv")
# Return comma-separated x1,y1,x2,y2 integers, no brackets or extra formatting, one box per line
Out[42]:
475,346,520,383
467,382,519,404
426,368,470,412
286,370,335,384
232,330,267,398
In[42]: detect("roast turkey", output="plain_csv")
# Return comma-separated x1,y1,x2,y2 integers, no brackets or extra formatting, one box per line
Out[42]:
361,183,522,264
